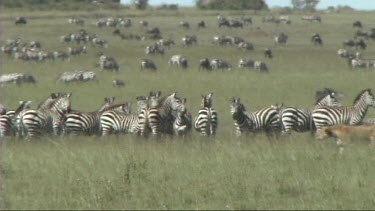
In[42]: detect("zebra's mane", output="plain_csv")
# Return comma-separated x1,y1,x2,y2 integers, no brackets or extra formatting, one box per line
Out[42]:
101,103,130,113
353,89,372,104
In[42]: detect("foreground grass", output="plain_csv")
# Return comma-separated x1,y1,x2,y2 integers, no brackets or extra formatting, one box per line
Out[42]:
3,135,375,210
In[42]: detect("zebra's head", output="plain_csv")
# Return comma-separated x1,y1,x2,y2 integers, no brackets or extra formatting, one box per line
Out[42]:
230,97,246,116
354,89,375,107
98,97,115,112
136,96,149,113
53,92,72,114
149,91,162,108
201,93,213,108
37,92,62,109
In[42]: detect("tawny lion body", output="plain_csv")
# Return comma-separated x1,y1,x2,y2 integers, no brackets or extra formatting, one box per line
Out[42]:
316,124,375,148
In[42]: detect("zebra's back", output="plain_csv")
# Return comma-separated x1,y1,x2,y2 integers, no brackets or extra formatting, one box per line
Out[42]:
194,107,218,136
100,111,141,136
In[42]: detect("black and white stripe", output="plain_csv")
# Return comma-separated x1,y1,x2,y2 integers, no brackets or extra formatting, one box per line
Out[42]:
194,93,218,136
312,89,375,131
173,99,192,136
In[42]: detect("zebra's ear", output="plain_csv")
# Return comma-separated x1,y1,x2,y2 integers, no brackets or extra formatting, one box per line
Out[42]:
183,98,187,104
111,97,115,103
172,92,178,98
149,91,154,96
67,92,72,98
208,92,213,98
19,101,24,105
157,91,162,97
51,93,58,99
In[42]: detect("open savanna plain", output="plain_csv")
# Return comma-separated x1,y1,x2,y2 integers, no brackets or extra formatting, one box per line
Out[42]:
1,8,375,209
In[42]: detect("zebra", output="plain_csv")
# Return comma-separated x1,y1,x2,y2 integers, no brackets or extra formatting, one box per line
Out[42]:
64,98,132,136
212,36,232,46
210,59,232,71
113,79,125,87
68,18,85,25
16,93,72,138
144,92,185,136
301,15,321,23
57,71,83,84
173,98,192,136
274,33,288,45
280,91,342,134
68,46,87,56
0,101,31,137
194,93,218,136
119,18,132,27
230,97,281,137
181,35,197,46
0,73,36,86
179,21,190,29
140,59,157,71
228,19,244,28
311,89,375,131
98,54,120,72
100,96,149,136
348,58,375,69
168,55,188,69
264,48,273,58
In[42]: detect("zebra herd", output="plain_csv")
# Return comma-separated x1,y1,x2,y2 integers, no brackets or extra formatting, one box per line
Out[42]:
2,88,375,139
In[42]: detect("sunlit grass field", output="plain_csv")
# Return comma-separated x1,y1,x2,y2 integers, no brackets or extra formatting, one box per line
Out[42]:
1,8,375,209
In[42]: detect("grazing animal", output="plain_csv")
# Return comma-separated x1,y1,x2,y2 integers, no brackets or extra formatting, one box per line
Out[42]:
15,17,27,25
156,38,175,48
140,59,157,71
337,49,354,58
68,18,84,25
113,79,125,87
230,97,280,137
311,33,323,46
264,48,273,58
181,35,198,46
210,59,231,70
312,89,375,131
281,91,342,134
238,59,255,69
68,46,87,56
17,93,72,138
91,38,108,48
238,42,254,51
197,20,206,28
98,54,120,72
254,61,268,72
173,99,192,136
145,45,164,55
139,20,148,27
301,15,321,23
343,39,366,49
353,21,362,28
179,21,190,29
194,93,218,136
0,73,36,86
168,55,188,69
274,33,288,45
199,58,211,71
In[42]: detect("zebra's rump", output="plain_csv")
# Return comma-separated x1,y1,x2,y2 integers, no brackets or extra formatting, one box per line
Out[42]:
0,115,15,137
281,107,311,132
194,108,218,135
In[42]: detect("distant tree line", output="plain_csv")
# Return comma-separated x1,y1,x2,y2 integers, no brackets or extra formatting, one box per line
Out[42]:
0,0,121,10
196,0,267,11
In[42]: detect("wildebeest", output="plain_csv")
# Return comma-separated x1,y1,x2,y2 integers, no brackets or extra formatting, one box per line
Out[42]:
199,58,211,71
238,42,254,51
254,61,269,72
98,54,120,72
139,20,148,27
343,39,367,49
68,46,87,56
15,17,27,25
181,35,197,46
119,18,132,28
68,18,84,25
156,38,175,48
168,55,188,69
264,48,273,58
91,38,108,48
197,20,206,28
241,16,252,25
274,33,288,45
210,59,232,70
212,36,232,46
311,33,323,46
140,59,157,71
179,21,190,29
301,15,321,23
353,21,362,28
113,79,125,87
238,59,254,69
145,44,164,55
337,49,355,58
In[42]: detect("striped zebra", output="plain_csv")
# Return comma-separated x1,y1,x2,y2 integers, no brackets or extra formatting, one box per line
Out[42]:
280,92,342,134
1,101,32,137
301,15,321,23
230,97,280,137
100,96,149,136
144,91,185,136
0,73,36,86
312,89,375,131
17,93,72,138
173,98,192,136
194,93,218,136
168,55,188,69
64,98,132,136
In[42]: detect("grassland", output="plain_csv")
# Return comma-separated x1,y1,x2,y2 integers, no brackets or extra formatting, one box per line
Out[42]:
1,8,375,209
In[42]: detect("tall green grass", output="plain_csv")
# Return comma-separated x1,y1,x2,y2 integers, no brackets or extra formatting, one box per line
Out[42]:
1,8,375,209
